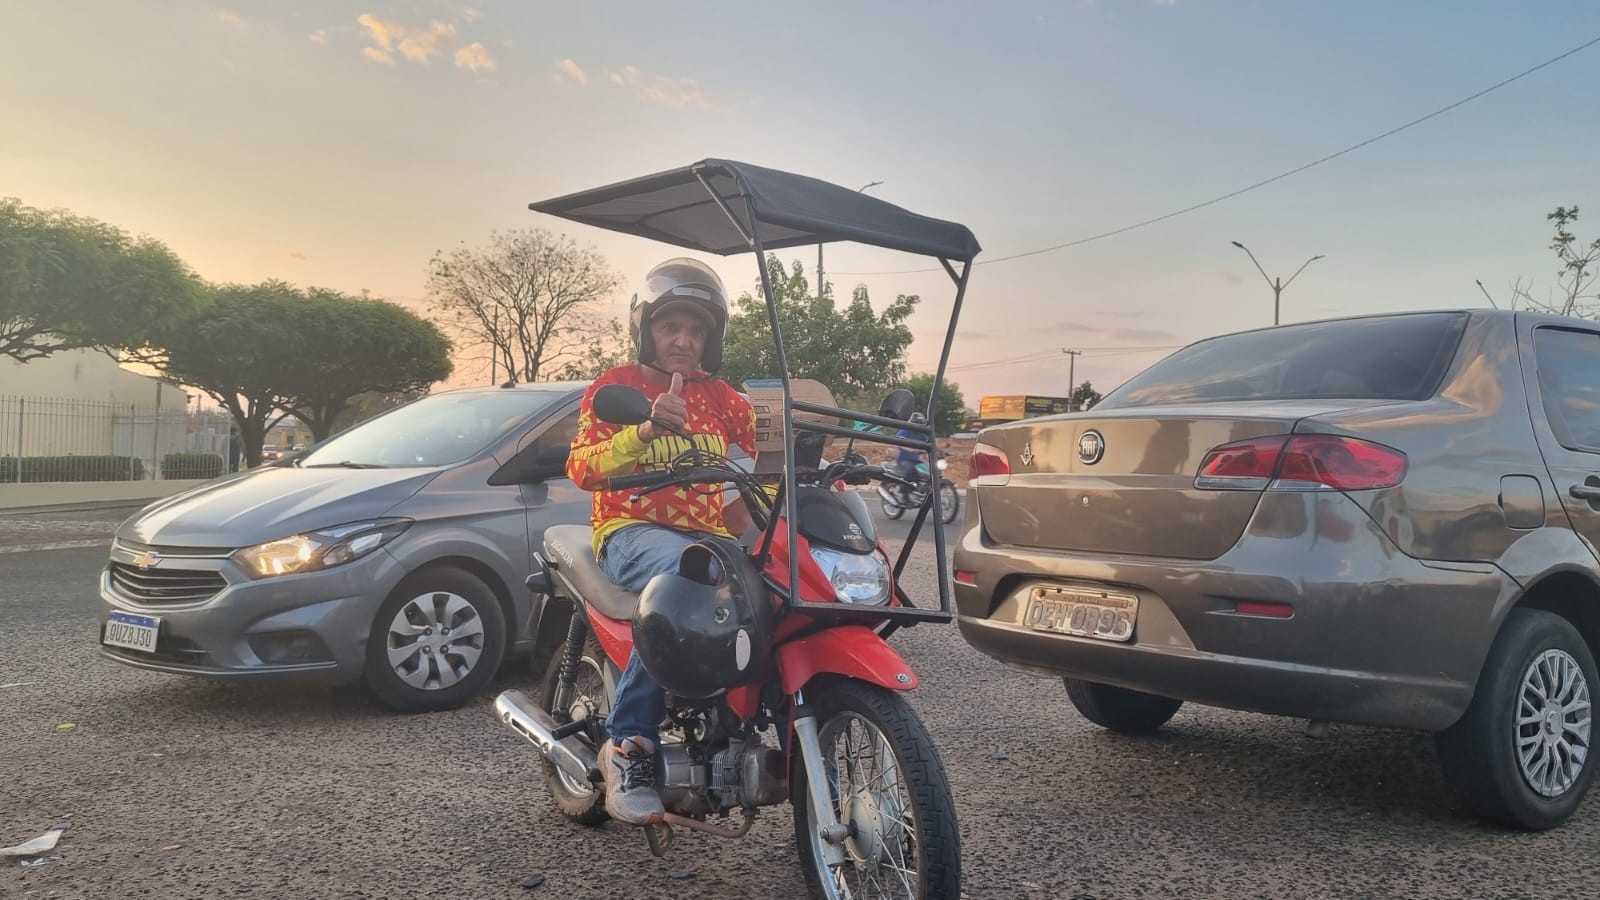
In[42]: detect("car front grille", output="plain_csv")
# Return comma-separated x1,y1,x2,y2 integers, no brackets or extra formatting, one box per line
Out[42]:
109,563,227,605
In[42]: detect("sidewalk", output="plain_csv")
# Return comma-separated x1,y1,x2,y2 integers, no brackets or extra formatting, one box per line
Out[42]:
0,479,204,515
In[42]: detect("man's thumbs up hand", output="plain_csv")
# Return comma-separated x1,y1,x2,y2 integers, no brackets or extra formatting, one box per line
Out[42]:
643,373,689,441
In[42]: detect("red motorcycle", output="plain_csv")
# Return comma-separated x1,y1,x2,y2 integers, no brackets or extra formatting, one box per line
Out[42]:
494,159,979,900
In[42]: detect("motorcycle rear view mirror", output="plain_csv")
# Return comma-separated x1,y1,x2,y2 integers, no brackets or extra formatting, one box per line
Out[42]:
593,384,652,426
878,388,915,422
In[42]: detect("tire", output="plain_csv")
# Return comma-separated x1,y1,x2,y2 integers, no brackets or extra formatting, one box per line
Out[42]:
537,627,612,826
880,492,905,520
1436,608,1597,831
793,681,960,900
1064,678,1183,734
937,481,959,525
363,566,507,713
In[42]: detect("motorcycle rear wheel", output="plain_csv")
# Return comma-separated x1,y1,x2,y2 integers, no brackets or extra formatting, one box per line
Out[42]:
793,681,960,900
537,630,612,826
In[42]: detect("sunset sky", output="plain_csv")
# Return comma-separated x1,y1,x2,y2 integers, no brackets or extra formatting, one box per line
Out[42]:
5,1,1599,403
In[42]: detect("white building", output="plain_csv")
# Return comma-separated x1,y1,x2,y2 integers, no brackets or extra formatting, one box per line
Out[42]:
0,349,202,469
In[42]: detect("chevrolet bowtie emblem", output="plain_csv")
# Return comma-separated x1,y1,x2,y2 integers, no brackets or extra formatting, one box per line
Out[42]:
132,551,159,569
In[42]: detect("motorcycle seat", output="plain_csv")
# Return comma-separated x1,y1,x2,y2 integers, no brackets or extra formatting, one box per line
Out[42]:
542,525,640,621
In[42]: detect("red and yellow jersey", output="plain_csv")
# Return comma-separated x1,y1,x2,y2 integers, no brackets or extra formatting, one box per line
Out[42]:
567,364,757,555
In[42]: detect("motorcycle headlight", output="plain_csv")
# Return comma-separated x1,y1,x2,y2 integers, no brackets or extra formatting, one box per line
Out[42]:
809,547,891,605
234,519,411,579
936,458,948,471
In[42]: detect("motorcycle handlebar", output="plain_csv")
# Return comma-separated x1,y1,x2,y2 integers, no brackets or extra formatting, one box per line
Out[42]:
606,467,736,492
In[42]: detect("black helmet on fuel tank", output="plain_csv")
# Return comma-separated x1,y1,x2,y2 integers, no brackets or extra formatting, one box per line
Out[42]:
632,538,773,700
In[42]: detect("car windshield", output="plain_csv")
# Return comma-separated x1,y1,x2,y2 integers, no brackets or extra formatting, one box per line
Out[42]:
297,390,568,468
1097,312,1468,409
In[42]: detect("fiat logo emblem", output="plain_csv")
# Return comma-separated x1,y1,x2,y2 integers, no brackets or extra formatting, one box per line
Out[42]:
1077,430,1105,465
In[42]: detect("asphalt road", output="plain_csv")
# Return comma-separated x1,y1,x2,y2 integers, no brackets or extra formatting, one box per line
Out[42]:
3,505,1597,899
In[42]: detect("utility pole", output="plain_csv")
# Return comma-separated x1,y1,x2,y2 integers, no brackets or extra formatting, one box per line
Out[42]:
1231,241,1324,326
1064,349,1082,409
818,181,883,297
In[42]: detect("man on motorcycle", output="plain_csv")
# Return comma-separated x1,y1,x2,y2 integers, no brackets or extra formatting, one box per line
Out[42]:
565,258,757,826
893,411,929,503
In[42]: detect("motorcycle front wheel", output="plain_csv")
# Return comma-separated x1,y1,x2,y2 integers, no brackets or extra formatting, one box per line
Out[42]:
792,682,960,900
879,491,905,520
937,482,959,525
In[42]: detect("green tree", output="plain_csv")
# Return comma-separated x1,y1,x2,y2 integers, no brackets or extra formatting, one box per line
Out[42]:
278,292,454,442
900,372,966,437
427,229,620,382
0,197,205,362
1501,205,1600,317
149,282,304,466
1071,380,1103,411
722,256,918,396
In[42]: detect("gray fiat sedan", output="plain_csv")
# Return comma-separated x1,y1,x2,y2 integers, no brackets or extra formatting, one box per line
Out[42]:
955,309,1600,830
99,382,591,712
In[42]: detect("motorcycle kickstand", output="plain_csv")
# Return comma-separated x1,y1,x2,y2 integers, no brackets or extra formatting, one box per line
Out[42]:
644,821,673,857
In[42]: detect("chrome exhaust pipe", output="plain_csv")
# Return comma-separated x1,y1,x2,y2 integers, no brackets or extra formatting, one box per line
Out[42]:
493,689,596,786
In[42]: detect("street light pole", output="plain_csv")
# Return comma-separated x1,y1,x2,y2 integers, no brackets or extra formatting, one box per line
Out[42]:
1231,241,1324,326
818,181,883,297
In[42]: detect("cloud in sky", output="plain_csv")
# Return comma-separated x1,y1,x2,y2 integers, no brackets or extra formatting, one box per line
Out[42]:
309,29,328,44
216,11,244,28
454,42,495,72
459,6,483,23
604,64,713,108
288,251,308,261
554,58,588,85
357,13,456,64
363,46,395,65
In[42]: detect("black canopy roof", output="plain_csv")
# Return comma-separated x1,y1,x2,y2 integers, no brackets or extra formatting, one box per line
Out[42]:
529,159,980,262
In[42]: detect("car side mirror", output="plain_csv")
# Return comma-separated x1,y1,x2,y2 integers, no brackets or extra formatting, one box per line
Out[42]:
593,384,651,426
878,388,915,421
489,441,570,486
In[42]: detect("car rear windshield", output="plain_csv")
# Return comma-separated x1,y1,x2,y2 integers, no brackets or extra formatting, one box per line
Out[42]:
1097,313,1468,409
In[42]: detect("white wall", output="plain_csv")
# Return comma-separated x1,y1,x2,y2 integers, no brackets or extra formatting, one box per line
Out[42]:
0,349,190,411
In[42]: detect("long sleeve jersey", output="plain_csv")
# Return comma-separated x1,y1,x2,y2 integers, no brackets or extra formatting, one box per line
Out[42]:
566,365,757,555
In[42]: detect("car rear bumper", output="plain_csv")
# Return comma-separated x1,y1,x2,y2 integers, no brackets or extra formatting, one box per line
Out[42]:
953,491,1516,732
97,541,407,681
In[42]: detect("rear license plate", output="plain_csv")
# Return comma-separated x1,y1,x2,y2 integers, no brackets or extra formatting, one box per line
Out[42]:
1022,586,1137,642
104,611,161,653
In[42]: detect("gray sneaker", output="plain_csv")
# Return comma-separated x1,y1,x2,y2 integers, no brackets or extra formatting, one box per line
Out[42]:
601,736,664,825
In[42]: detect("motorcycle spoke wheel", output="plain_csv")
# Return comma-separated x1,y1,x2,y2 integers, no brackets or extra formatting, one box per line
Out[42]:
794,683,960,900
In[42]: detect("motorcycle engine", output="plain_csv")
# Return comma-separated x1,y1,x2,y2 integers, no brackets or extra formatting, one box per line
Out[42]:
658,739,788,815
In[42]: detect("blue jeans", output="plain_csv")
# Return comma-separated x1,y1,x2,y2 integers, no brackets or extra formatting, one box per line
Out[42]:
598,524,739,745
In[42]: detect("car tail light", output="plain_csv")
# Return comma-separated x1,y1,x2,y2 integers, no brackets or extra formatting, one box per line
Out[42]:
1196,434,1406,492
968,442,1010,485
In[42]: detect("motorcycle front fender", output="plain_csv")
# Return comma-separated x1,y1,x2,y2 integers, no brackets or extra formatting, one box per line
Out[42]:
775,624,920,694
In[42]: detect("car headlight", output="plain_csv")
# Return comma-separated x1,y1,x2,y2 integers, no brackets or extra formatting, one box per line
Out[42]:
234,519,411,578
809,547,891,605
936,458,948,471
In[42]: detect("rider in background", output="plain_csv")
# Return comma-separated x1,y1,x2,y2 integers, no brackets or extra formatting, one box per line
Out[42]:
565,258,756,826
893,411,929,503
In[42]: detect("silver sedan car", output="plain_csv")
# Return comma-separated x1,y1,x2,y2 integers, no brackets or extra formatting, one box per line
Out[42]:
99,382,591,712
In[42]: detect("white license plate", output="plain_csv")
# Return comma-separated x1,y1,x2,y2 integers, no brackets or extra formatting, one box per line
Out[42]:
104,611,161,653
1022,586,1137,642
